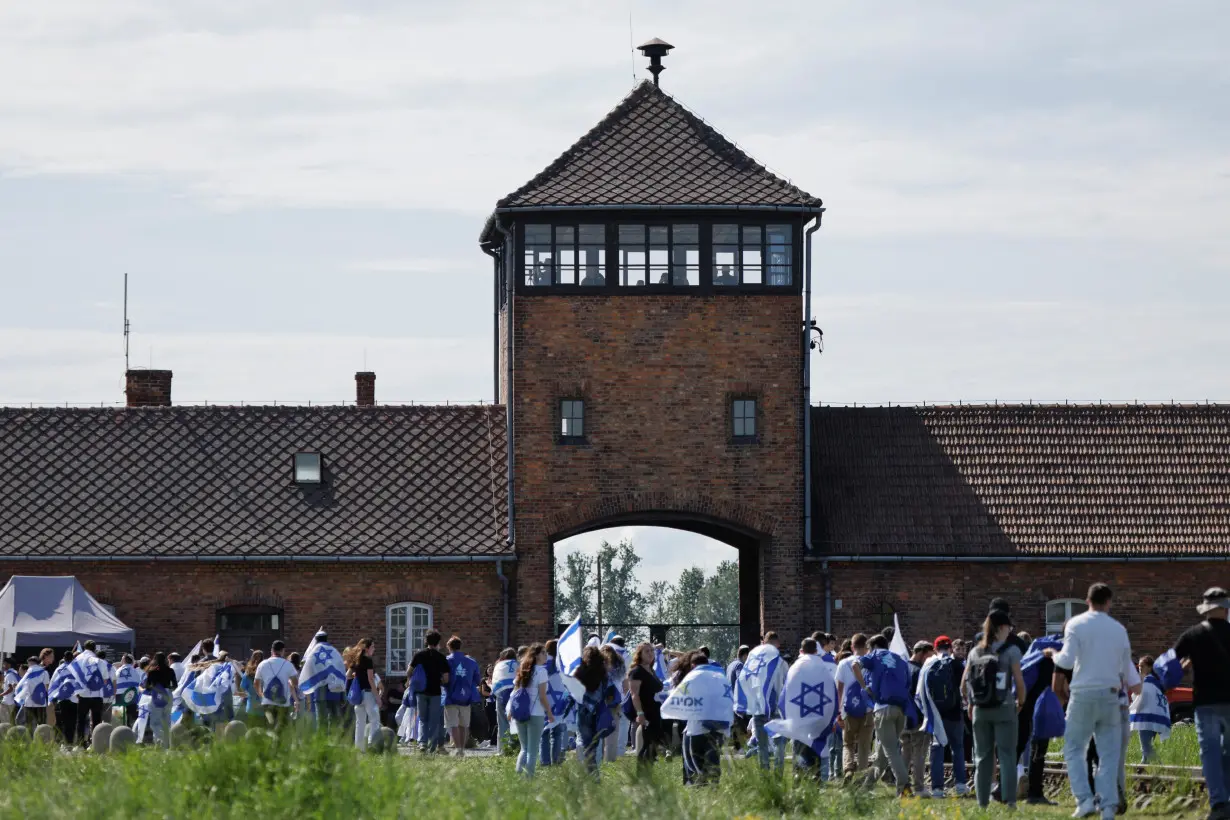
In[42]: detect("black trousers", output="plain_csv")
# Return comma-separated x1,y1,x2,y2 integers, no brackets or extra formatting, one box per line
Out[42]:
77,696,103,744
1028,738,1049,799
55,700,78,744
683,732,723,785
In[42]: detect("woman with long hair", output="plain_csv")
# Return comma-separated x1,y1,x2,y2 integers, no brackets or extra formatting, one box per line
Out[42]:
141,651,178,748
628,641,664,766
512,643,553,778
961,610,1026,809
491,647,517,752
599,644,627,764
573,646,613,776
240,650,264,718
347,637,380,751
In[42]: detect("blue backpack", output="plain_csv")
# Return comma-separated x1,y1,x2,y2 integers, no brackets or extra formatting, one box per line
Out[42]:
409,664,427,696
844,680,870,718
446,655,477,706
346,677,363,705
621,689,638,721
509,685,534,723
1032,687,1066,740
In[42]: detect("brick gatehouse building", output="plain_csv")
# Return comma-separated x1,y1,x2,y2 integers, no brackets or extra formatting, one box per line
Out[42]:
2,48,1227,670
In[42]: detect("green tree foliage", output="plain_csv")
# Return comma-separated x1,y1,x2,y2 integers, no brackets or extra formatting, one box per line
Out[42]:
596,538,646,629
553,549,595,623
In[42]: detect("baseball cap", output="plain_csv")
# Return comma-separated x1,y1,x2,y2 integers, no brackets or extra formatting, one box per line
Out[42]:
933,635,952,649
1197,587,1230,615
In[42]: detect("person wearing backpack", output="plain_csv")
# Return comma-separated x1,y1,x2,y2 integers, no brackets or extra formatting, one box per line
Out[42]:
922,636,968,798
255,640,300,731
836,633,874,776
852,634,913,796
411,631,451,754
901,641,935,797
509,643,554,779
443,636,480,757
962,610,1026,810
345,638,380,750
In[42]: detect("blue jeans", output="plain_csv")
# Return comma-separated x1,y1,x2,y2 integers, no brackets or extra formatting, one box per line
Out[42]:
516,715,546,778
793,739,823,779
1138,729,1157,763
1064,688,1123,815
495,690,511,752
417,694,444,752
827,726,843,780
540,721,566,765
930,716,967,792
576,703,606,776
750,714,785,771
1195,703,1230,809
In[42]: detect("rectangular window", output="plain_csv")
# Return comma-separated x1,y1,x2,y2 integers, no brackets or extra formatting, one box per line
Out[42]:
524,224,605,287
619,224,699,287
560,399,585,441
386,602,432,676
714,223,792,286
293,452,322,483
732,399,757,439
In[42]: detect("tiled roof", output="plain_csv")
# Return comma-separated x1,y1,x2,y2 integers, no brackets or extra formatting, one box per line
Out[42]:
494,81,822,212
0,406,509,559
811,404,1230,557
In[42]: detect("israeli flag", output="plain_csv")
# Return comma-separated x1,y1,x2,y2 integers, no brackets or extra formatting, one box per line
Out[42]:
889,613,910,662
661,662,734,724
653,648,670,683
556,616,585,676
543,656,573,726
133,693,153,742
915,653,950,748
182,662,237,715
299,643,346,695
72,640,82,654
735,643,785,717
115,664,141,694
1129,675,1171,740
765,653,838,755
15,665,49,708
68,650,104,695
492,658,517,696
1021,635,1063,691
1153,649,1184,691
49,662,81,702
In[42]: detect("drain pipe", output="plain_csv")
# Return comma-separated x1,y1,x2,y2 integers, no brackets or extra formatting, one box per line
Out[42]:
803,213,826,627
823,560,832,633
496,559,510,648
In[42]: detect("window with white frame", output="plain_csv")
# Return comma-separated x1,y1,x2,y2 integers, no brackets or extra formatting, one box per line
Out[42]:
1044,598,1086,635
386,602,432,676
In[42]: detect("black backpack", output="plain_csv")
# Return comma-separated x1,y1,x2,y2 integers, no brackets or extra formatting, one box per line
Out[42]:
927,655,961,715
968,646,1006,708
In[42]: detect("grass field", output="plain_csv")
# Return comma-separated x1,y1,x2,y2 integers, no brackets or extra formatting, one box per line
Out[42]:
0,727,1214,820
1050,721,1203,768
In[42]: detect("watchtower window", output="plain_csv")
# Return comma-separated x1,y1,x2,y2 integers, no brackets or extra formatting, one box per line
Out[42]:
525,224,605,287
714,223,792,287
618,224,699,287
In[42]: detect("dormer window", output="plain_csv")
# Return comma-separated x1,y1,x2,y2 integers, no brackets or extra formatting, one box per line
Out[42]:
293,452,322,484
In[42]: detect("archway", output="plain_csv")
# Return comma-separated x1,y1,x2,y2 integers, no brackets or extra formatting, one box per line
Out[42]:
550,510,765,658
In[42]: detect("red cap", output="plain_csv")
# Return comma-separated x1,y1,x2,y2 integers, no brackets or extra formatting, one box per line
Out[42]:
934,635,952,648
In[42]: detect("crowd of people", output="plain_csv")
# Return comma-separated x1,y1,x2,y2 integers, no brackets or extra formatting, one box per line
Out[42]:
3,584,1230,820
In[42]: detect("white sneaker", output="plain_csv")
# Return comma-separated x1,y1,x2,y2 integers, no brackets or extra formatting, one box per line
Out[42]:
930,789,947,799
1072,799,1097,818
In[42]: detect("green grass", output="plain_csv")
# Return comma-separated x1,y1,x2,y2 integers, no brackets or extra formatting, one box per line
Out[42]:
1050,722,1203,768
0,729,1211,819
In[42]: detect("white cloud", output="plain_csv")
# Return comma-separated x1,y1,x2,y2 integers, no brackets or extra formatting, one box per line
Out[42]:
555,526,738,587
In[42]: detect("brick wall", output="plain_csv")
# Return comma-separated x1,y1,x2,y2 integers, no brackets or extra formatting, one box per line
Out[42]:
0,561,508,672
802,560,1225,655
505,292,805,646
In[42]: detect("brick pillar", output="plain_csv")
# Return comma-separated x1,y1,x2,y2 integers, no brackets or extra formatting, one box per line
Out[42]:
355,372,376,407
125,369,173,407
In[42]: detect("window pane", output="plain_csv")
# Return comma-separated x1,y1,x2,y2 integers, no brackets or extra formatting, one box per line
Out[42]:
674,224,699,244
525,247,553,286
742,225,762,245
294,453,321,483
525,225,551,244
713,224,738,244
619,224,645,244
270,614,279,630
578,224,604,244
555,226,575,245
767,225,792,286
1045,602,1067,623
557,247,577,285
649,225,669,246
671,247,699,286
622,249,647,286
741,246,762,284
714,247,738,286
649,246,669,285
580,246,605,286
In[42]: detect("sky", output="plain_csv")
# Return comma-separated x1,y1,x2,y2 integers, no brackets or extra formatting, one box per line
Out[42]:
2,2,1227,584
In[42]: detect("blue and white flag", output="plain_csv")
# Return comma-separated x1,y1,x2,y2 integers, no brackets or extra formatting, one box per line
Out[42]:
49,662,80,702
1129,674,1171,740
602,631,629,667
133,693,153,742
653,648,671,683
72,640,82,654
889,613,910,662
556,616,584,676
735,643,785,717
766,653,838,755
661,662,734,725
915,653,950,748
15,665,49,708
181,661,237,715
299,642,346,695
543,656,573,725
68,650,104,696
1021,635,1063,691
114,664,141,693
1153,649,1184,691
491,658,517,696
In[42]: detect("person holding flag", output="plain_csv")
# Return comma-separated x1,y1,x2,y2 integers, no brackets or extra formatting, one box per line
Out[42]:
1129,654,1171,763
139,652,178,747
14,655,50,730
299,629,346,728
490,648,518,753
766,637,838,780
573,646,616,777
113,654,142,727
737,632,787,772
663,649,734,785
537,638,571,766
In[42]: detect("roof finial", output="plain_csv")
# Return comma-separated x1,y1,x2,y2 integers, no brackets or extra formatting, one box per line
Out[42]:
637,38,674,87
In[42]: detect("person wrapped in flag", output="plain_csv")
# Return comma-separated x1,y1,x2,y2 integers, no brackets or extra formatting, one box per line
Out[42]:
1,658,19,724
662,650,734,786
736,633,787,771
49,653,82,745
299,629,347,727
113,655,142,727
138,652,178,748
14,655,50,729
179,652,239,726
766,637,838,779
1129,654,1172,762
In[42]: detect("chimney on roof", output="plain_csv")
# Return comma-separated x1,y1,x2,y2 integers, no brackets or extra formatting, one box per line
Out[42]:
355,371,376,407
637,38,674,87
125,369,172,407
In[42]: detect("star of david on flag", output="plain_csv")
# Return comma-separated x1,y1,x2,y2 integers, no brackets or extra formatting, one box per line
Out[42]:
766,653,838,750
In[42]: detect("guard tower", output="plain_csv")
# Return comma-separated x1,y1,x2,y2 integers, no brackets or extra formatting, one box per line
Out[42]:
480,42,824,647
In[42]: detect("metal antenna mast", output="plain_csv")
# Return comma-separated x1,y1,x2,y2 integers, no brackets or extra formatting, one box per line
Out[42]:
123,273,130,371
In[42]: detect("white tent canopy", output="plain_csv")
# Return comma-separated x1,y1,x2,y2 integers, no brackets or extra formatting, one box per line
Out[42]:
0,575,135,648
